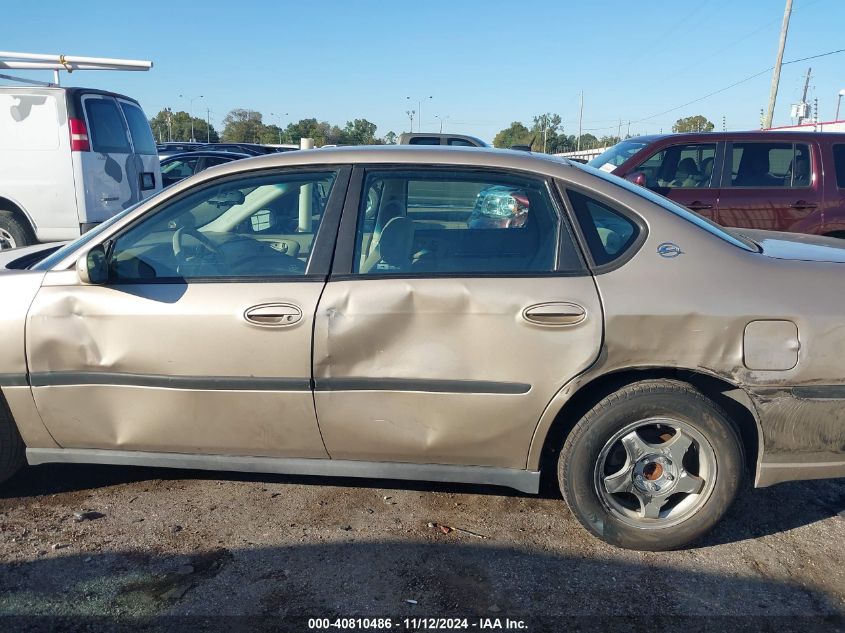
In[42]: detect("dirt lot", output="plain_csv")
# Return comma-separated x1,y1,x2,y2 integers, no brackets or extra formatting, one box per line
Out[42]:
0,462,842,631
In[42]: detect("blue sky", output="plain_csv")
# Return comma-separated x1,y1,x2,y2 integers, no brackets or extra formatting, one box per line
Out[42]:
3,0,844,142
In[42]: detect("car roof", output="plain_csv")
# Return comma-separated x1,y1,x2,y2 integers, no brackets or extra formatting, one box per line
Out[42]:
196,145,574,180
162,150,250,160
628,131,845,143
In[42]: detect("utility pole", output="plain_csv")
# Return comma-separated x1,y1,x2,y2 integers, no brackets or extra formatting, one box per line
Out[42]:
627,120,631,137
763,0,793,129
617,118,622,140
542,115,548,153
577,90,584,151
206,108,212,143
797,67,812,124
722,115,726,131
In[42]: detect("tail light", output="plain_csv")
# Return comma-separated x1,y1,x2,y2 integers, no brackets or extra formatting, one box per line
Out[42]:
69,118,90,151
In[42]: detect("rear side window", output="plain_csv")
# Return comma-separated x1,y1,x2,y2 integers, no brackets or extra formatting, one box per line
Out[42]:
354,170,563,275
408,137,441,146
84,98,130,153
119,102,157,155
567,189,639,266
727,142,811,188
833,145,845,188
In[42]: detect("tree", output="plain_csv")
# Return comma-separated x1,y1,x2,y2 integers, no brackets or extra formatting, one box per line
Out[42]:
530,113,563,152
672,115,714,133
259,124,285,145
149,109,218,143
382,131,397,145
221,109,264,142
342,118,378,145
493,122,532,149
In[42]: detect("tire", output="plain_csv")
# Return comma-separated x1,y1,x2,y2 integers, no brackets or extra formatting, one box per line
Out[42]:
0,210,35,251
0,398,25,484
558,379,743,551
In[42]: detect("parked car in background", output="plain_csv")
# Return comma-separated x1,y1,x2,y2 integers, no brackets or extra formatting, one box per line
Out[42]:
0,86,161,250
1,146,844,551
160,150,250,187
590,131,845,237
156,142,205,159
398,132,488,147
198,143,295,156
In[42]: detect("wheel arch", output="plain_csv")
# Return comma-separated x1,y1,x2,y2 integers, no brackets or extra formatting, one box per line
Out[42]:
528,366,763,486
0,196,36,235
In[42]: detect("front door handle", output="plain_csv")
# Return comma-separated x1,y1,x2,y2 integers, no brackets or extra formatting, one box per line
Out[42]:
244,303,302,326
687,201,713,211
523,302,587,326
100,195,119,202
789,200,818,209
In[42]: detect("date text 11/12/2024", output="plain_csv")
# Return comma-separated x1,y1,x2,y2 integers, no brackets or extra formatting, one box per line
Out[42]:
307,617,529,630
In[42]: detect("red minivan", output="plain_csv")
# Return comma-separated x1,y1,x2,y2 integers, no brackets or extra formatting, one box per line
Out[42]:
589,131,845,237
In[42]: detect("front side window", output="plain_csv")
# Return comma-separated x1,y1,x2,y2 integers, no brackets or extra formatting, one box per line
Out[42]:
108,170,337,280
119,102,157,155
633,143,717,189
728,142,811,188
567,190,639,266
161,158,200,179
353,170,560,275
84,98,131,154
448,138,476,147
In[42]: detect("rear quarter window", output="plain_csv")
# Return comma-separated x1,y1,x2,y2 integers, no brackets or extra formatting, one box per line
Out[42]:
119,102,157,155
833,145,845,188
84,98,131,153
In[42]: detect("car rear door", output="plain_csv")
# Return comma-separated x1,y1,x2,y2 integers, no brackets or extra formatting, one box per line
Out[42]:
26,166,350,459
117,98,162,199
312,165,603,469
78,94,135,223
715,140,822,231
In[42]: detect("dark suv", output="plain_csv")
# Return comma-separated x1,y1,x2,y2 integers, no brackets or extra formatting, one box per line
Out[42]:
589,131,845,237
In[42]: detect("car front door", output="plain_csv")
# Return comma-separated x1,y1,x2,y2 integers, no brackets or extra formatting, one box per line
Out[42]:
26,166,349,458
627,142,721,221
716,141,822,232
312,166,603,469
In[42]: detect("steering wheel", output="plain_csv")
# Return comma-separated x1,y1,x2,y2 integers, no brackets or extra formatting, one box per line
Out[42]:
172,226,223,270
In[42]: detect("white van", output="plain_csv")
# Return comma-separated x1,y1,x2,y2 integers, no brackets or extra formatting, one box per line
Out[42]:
0,86,162,250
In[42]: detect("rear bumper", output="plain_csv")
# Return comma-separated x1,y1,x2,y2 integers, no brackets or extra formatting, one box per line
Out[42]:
757,454,845,487
752,386,845,487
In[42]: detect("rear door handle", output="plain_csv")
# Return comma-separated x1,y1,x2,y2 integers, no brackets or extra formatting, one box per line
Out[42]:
687,201,713,211
523,302,586,326
100,195,119,202
789,200,818,209
244,303,302,326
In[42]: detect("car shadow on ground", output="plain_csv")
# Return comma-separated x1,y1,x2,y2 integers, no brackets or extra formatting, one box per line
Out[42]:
2,463,843,549
0,541,842,631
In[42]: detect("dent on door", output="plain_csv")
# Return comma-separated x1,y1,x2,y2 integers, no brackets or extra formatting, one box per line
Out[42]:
25,279,328,458
312,277,603,468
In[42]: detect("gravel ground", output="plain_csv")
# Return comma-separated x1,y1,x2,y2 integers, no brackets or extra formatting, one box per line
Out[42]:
0,463,842,631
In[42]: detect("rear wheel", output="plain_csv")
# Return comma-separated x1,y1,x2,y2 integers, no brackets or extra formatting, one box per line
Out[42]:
558,379,743,550
0,210,35,251
0,401,25,484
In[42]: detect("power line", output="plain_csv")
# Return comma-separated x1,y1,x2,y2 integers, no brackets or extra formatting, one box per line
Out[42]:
591,46,845,133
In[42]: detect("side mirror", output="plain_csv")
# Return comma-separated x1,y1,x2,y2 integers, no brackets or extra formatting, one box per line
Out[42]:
625,172,647,187
76,245,109,285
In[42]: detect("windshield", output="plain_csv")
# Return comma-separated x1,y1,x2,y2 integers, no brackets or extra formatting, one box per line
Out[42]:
588,139,651,172
571,162,758,252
